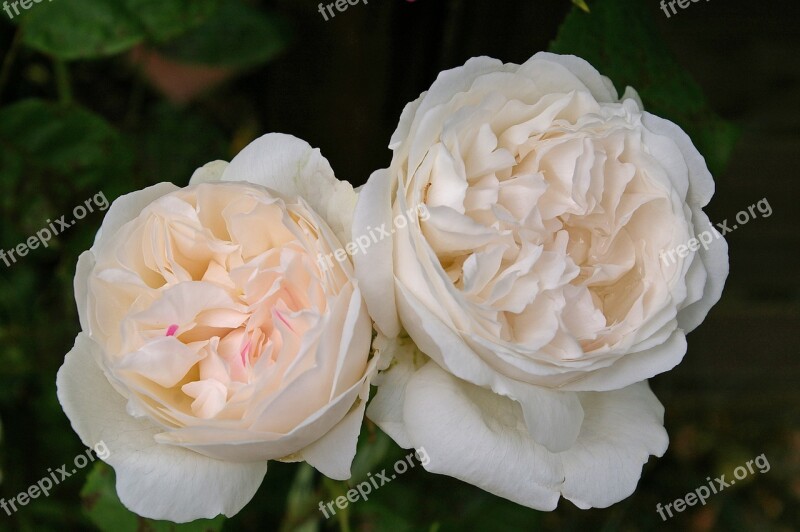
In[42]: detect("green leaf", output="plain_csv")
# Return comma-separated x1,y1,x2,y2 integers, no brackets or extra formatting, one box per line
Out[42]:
549,0,740,175
20,0,220,60
0,99,128,172
81,461,226,531
125,0,223,42
280,463,320,532
20,0,142,59
159,1,292,68
322,477,353,532
0,99,132,244
131,102,228,187
0,99,132,192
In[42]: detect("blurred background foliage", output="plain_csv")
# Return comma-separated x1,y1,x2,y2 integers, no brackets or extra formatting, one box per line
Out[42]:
0,0,797,530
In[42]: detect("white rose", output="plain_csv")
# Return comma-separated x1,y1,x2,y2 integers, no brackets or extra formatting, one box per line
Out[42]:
57,134,376,522
354,53,728,508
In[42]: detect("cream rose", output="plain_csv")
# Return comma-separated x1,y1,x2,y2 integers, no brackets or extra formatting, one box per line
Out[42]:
57,134,375,522
354,53,728,509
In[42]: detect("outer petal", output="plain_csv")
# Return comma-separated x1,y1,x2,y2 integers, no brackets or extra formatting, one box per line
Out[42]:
388,95,425,150
365,335,425,449
402,362,563,510
642,113,715,207
676,209,729,332
56,333,268,523
74,250,96,334
352,169,401,337
220,133,356,245
298,372,373,480
376,360,668,511
520,52,619,103
298,401,365,480
562,382,669,508
190,160,229,184
389,56,506,152
641,113,728,332
92,182,179,252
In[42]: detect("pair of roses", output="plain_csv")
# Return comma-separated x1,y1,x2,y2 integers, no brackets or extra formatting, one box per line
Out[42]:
57,52,728,522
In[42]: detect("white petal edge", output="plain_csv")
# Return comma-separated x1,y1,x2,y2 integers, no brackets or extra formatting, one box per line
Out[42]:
389,56,506,154
92,182,179,252
365,334,423,449
641,113,728,332
642,113,715,207
383,361,668,510
220,133,356,246
562,381,669,508
402,361,563,510
676,208,729,333
352,168,401,337
56,333,268,523
190,160,229,184
522,52,619,103
74,250,96,334
299,386,368,480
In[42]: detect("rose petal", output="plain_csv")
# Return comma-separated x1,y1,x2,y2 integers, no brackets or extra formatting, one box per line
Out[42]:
299,381,370,480
378,359,667,510
221,133,356,246
561,382,669,508
190,160,229,184
676,208,728,332
402,361,563,510
558,329,687,392
56,333,267,522
92,182,179,255
520,53,618,103
365,335,423,449
352,169,402,337
370,329,584,452
74,250,96,334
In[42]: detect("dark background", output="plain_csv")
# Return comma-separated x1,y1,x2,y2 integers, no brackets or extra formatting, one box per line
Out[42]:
0,0,797,530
